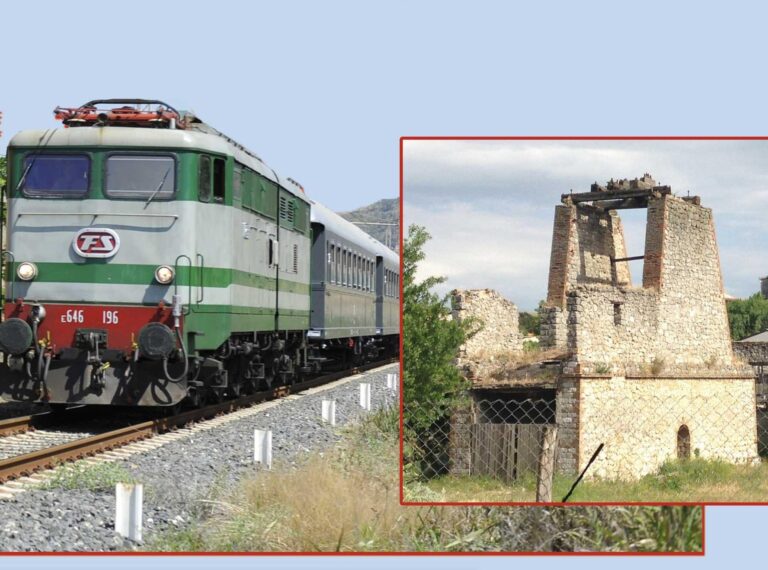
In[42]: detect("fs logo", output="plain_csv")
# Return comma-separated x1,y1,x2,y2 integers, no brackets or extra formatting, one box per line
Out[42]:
72,228,121,258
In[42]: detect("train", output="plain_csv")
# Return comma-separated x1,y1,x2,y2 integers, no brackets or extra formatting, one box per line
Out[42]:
0,99,399,408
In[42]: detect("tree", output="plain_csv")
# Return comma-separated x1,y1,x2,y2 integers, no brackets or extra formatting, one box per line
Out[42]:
519,300,545,336
727,292,768,341
403,225,477,426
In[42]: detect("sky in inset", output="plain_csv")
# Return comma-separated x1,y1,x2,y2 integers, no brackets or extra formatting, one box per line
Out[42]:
404,140,768,311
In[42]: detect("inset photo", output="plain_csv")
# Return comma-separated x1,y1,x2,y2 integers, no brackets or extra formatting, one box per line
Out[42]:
401,138,768,504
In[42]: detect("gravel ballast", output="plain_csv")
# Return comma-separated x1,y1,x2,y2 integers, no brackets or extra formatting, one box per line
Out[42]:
0,364,399,552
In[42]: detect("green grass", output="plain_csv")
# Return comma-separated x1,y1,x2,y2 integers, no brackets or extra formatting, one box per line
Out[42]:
146,408,702,552
38,460,137,492
414,457,768,503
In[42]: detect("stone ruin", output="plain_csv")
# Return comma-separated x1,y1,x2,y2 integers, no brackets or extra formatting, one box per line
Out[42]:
447,175,759,481
450,288,523,382
540,175,758,478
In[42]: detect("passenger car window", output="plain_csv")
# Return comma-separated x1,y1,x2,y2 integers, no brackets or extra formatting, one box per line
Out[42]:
20,154,90,198
105,154,175,199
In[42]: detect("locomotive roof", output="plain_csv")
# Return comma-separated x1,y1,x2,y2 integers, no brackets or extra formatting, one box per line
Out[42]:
9,126,308,202
310,199,399,265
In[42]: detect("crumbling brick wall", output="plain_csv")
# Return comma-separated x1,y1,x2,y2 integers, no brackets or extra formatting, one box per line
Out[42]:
451,289,522,380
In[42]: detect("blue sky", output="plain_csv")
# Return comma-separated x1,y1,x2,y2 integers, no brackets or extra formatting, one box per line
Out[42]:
404,140,768,311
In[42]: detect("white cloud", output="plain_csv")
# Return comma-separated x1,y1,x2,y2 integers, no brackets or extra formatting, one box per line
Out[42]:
405,202,552,310
404,140,768,309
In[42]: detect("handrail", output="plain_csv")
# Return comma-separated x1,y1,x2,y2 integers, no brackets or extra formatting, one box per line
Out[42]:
174,254,192,316
196,253,205,304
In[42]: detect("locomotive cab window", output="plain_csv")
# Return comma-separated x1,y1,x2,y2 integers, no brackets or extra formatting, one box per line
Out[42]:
213,157,226,202
199,155,212,201
104,154,176,199
199,155,226,203
19,153,90,198
233,165,243,201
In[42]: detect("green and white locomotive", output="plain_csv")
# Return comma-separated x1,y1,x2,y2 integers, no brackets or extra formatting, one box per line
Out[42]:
0,99,399,407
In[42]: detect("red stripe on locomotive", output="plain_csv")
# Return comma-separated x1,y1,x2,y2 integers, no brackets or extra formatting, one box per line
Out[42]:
3,302,176,352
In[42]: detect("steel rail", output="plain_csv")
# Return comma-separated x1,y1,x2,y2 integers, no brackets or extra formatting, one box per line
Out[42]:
0,415,37,437
0,358,396,483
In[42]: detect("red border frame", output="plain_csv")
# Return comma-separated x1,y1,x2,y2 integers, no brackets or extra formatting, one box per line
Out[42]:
398,135,768,512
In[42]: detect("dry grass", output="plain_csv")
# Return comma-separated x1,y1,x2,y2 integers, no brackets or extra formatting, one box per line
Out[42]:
148,410,702,553
417,458,768,503
467,347,565,384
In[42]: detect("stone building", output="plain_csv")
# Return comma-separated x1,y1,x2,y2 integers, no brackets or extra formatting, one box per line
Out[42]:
540,176,758,479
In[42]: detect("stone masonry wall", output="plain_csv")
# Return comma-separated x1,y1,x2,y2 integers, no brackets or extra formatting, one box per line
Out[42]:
733,341,768,365
564,196,740,371
578,376,758,480
540,306,566,349
555,376,579,473
542,204,630,349
452,289,522,373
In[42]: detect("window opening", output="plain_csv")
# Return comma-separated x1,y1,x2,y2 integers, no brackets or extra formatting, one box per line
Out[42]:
20,154,90,198
212,157,226,202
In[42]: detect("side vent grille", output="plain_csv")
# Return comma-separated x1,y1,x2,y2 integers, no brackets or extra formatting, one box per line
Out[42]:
279,196,295,225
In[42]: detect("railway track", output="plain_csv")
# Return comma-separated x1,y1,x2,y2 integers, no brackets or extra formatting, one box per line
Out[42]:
0,358,397,487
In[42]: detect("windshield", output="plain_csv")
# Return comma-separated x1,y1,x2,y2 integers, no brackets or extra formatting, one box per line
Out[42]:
20,154,90,197
105,154,176,199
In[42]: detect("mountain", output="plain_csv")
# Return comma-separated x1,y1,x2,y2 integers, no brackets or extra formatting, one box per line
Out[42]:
338,198,399,251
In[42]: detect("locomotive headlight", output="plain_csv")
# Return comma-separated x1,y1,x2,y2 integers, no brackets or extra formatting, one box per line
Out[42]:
16,262,38,281
154,265,175,284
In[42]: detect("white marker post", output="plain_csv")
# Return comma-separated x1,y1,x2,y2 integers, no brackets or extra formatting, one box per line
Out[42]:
359,382,371,411
254,429,273,469
115,483,143,542
321,399,336,426
386,373,399,391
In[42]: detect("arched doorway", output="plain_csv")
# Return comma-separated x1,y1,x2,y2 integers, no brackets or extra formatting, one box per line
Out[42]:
677,425,691,460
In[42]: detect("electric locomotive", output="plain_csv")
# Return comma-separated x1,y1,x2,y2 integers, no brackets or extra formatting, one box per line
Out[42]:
0,99,399,407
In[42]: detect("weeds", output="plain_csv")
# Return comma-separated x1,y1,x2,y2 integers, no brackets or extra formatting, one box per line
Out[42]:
39,460,136,492
594,362,611,374
650,357,666,376
148,409,701,553
417,457,768,503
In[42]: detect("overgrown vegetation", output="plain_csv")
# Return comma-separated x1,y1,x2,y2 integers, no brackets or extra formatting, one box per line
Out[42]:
403,225,476,418
419,457,768,503
39,460,136,492
147,408,701,552
402,225,481,479
518,300,545,336
728,292,768,340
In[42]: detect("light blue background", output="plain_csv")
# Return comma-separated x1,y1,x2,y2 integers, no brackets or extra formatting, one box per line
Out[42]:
2,0,767,566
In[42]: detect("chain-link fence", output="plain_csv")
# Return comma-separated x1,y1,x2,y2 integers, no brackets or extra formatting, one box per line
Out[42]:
403,390,768,503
